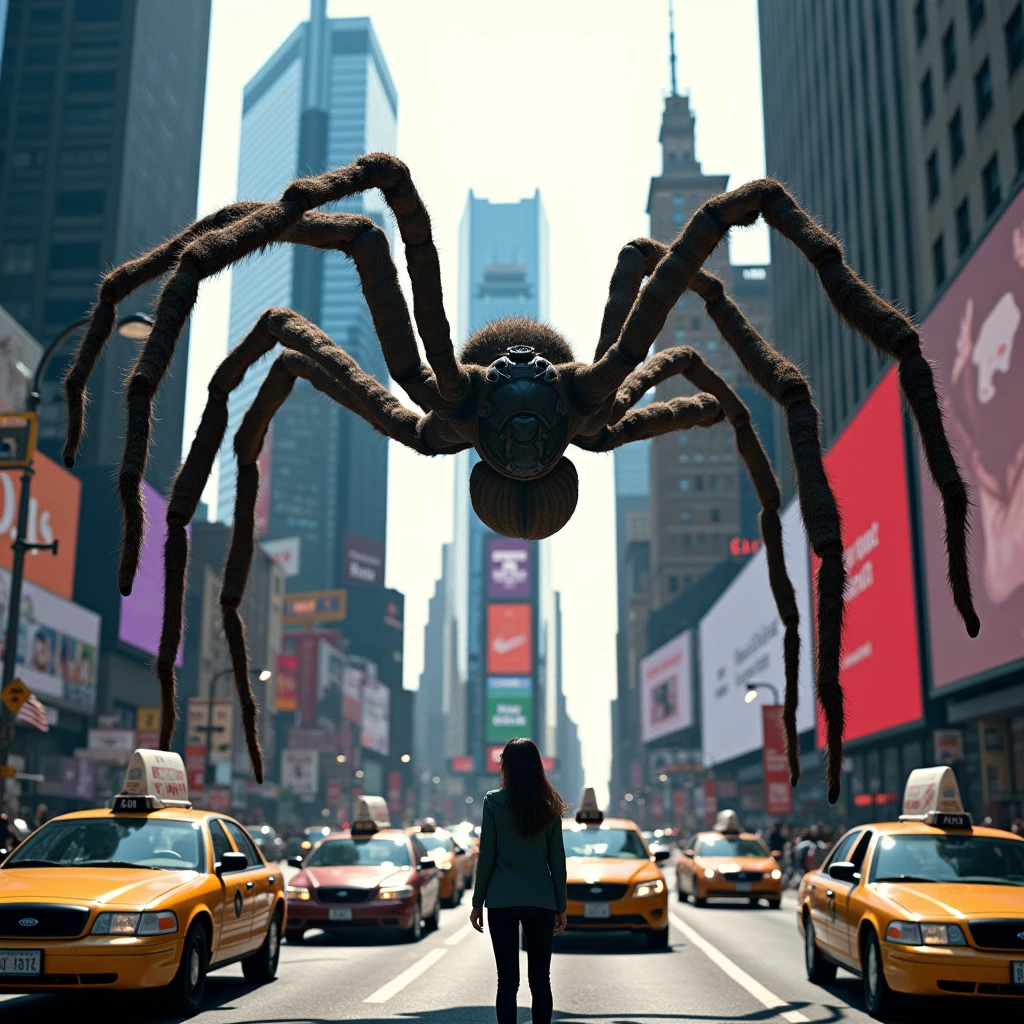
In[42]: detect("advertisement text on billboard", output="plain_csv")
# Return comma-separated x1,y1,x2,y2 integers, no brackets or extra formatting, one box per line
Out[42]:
639,631,692,743
487,539,531,599
485,675,532,743
487,603,532,674
342,532,385,586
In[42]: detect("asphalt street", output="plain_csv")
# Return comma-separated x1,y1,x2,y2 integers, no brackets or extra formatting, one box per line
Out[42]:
0,878,1011,1022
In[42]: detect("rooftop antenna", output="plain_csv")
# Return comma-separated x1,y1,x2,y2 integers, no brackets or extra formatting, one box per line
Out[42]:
668,0,678,96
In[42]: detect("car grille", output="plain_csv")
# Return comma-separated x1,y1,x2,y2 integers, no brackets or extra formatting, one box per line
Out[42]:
965,919,1024,950
0,905,90,938
315,887,371,904
719,871,763,882
567,913,648,927
566,883,628,902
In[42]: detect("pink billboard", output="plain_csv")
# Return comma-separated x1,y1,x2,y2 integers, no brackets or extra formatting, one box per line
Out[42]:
919,187,1024,688
118,481,187,666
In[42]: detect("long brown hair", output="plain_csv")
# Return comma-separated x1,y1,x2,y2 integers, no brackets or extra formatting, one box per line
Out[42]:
499,737,568,837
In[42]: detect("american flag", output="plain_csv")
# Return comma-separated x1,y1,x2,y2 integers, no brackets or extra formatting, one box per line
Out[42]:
16,695,49,733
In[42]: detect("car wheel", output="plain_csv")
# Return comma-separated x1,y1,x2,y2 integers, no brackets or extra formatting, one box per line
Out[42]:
242,909,282,984
804,916,837,984
863,929,896,1018
400,899,423,943
426,898,440,933
285,928,305,944
166,921,208,1015
767,900,781,910
646,927,669,950
692,891,706,908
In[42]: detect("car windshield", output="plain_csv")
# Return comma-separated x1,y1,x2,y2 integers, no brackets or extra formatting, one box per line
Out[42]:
870,834,1024,885
563,827,648,859
698,836,768,857
306,837,412,868
4,817,204,871
416,835,451,853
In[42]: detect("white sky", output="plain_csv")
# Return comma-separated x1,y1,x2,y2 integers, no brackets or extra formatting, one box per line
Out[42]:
189,0,769,807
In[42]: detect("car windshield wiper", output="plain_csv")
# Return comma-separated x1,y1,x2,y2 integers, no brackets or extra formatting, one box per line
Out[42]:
3,858,62,868
955,875,1024,886
874,875,939,883
76,860,163,870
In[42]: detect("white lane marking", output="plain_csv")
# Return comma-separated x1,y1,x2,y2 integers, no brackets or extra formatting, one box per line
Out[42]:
363,946,448,1004
670,913,810,1024
445,921,474,946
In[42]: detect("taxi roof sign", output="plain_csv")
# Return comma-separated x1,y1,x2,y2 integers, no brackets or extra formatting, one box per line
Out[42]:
352,795,391,835
420,817,437,833
575,786,603,824
713,809,741,834
111,749,191,811
899,766,972,828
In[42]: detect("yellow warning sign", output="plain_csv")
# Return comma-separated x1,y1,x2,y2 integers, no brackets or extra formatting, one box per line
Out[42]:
136,707,160,732
0,765,15,778
1,678,30,714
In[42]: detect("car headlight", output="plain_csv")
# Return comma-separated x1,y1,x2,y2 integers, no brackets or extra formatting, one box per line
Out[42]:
631,878,666,898
885,921,922,945
703,868,715,879
92,912,140,935
91,911,177,936
770,869,782,880
920,923,966,946
138,911,178,935
379,885,415,900
287,885,311,901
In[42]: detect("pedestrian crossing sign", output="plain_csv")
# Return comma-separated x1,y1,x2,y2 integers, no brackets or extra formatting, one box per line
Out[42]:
1,678,30,714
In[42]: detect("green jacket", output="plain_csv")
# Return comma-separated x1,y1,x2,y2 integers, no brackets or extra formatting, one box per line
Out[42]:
472,788,567,913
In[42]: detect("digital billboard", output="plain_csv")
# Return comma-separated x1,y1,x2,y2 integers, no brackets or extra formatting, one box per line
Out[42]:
918,187,1024,688
485,675,532,743
698,499,814,764
361,676,390,756
812,368,923,744
486,603,532,674
119,480,187,665
342,532,385,586
487,539,531,599
639,631,692,743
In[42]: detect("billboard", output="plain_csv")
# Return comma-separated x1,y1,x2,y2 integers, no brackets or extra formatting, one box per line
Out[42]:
0,565,100,711
361,676,390,755
812,368,923,743
0,306,42,412
275,653,297,712
342,532,385,586
261,536,300,578
918,187,1024,688
485,675,532,743
119,480,187,665
487,539,531,599
0,451,80,598
698,499,814,764
486,603,532,674
341,664,363,724
639,631,692,743
281,749,318,796
762,706,793,816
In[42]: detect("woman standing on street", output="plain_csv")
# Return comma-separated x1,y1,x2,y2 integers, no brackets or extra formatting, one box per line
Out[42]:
470,737,568,1024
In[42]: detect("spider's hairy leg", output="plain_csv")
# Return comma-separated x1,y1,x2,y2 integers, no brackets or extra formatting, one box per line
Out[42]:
573,392,723,452
62,201,263,470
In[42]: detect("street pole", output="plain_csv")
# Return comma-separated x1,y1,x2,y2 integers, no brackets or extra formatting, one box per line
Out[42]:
0,314,153,808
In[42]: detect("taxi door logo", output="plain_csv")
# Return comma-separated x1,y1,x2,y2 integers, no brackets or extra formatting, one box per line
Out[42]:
487,604,531,674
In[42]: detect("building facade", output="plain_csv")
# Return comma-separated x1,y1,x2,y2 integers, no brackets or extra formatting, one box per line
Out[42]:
217,8,397,595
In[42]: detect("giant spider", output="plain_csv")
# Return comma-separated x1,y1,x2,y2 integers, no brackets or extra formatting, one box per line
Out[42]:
62,153,978,802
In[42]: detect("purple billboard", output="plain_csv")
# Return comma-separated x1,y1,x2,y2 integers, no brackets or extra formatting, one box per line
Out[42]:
487,539,531,599
342,532,385,586
119,481,186,665
919,186,1024,688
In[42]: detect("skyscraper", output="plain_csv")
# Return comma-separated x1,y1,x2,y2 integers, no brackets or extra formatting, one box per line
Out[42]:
218,6,397,594
0,0,211,492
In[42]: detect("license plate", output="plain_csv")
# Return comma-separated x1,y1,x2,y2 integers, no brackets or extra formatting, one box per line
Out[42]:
584,903,611,919
0,950,41,976
1013,961,1024,986
328,907,353,922
735,882,752,893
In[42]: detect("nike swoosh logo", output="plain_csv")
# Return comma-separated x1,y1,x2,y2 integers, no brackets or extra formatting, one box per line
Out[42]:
492,635,527,655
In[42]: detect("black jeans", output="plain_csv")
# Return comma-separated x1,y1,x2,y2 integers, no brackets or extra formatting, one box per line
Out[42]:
486,905,555,1024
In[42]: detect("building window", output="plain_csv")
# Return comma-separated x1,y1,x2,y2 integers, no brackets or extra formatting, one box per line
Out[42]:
706,338,717,352
915,0,927,44
674,328,687,342
673,211,684,225
67,70,116,92
968,0,985,36
955,198,971,256
943,22,958,81
710,508,720,523
1007,4,1024,77
678,477,690,492
691,316,701,330
55,190,105,216
0,241,34,274
680,509,692,523
673,194,683,205
710,474,721,491
49,241,100,269
926,150,940,204
949,108,965,168
983,154,1001,216
694,475,704,492
933,233,946,288
668,576,678,594
921,70,934,123
697,533,707,548
1015,112,1024,174
974,58,994,125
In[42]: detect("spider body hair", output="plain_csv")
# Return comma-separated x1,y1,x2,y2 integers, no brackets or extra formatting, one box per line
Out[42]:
63,154,978,805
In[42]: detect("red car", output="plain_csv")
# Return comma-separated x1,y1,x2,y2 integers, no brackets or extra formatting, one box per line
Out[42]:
285,796,441,943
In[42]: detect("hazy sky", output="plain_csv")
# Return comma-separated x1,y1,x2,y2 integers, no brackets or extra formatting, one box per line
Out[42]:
189,0,768,807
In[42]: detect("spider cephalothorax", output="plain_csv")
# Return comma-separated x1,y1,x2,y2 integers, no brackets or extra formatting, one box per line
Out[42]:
61,152,979,806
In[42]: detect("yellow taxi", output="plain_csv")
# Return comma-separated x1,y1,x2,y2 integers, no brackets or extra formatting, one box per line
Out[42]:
407,818,471,908
799,766,1024,1018
561,788,670,948
0,749,285,1016
675,810,783,908
449,820,480,888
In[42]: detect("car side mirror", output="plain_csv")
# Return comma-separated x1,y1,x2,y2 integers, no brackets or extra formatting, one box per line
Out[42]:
684,849,695,858
216,851,248,876
828,861,858,883
771,850,782,859
418,857,435,872
288,855,304,869
653,848,671,863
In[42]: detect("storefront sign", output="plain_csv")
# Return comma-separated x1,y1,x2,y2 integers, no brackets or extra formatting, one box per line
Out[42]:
933,728,964,764
135,707,160,749
450,756,475,773
761,706,793,816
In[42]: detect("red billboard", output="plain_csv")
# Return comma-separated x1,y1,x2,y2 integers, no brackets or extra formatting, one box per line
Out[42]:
762,706,793,816
918,187,1024,688
812,368,923,744
486,603,532,674
486,744,504,774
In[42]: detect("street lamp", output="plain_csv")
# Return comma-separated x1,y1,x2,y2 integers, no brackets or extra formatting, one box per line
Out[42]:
400,753,411,763
745,682,780,705
0,314,153,800
199,666,271,787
